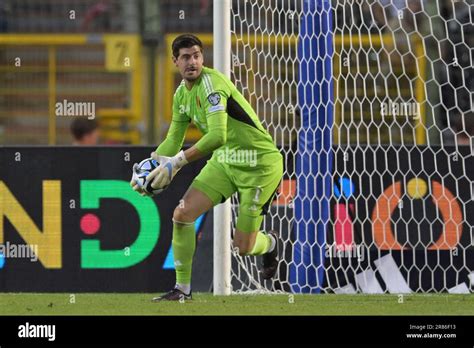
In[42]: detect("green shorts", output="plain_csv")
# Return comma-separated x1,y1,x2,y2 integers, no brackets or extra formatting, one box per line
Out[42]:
191,154,283,233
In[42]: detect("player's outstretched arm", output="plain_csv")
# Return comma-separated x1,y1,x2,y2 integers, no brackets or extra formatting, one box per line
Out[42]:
155,118,189,157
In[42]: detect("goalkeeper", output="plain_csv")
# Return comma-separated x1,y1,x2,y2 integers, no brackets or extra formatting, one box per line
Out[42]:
131,34,283,301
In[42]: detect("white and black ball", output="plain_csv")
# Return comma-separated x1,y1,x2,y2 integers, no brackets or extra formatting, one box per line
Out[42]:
132,157,167,195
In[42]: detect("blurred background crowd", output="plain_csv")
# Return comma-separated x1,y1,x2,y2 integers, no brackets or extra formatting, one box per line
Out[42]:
0,0,471,147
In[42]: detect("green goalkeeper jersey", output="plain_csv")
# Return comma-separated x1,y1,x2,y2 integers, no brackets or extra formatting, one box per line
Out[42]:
156,66,282,170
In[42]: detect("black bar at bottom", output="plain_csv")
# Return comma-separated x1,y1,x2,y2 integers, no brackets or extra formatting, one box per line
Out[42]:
0,315,472,345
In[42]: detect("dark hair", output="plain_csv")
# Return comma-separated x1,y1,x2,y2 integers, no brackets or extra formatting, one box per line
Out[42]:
172,34,203,58
70,118,98,140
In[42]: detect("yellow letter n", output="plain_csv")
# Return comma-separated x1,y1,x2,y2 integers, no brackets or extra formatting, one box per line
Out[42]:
0,181,62,268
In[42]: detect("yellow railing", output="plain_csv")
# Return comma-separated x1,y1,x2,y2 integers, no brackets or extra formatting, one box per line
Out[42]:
162,33,427,145
0,34,142,144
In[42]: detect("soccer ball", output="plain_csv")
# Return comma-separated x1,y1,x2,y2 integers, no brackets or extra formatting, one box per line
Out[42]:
132,157,167,195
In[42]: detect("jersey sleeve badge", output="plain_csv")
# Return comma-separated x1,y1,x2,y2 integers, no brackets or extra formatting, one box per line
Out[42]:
207,92,221,106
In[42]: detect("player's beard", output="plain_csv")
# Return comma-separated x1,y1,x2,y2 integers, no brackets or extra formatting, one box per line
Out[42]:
184,67,201,82
184,75,199,82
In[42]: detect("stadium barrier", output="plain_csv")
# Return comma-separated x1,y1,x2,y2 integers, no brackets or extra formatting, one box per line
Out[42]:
0,146,207,292
0,146,472,292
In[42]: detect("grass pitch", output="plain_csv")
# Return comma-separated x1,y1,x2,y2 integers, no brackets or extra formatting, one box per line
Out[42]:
0,293,473,315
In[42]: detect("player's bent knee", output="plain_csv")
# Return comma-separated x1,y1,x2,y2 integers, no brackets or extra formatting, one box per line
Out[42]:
173,206,196,224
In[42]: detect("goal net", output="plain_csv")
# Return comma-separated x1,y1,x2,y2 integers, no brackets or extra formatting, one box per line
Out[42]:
228,0,473,293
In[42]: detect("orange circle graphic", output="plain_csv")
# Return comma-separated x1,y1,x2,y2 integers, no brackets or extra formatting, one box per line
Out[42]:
372,180,462,250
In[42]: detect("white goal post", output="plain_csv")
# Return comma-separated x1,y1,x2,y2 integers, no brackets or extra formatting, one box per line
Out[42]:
213,0,232,296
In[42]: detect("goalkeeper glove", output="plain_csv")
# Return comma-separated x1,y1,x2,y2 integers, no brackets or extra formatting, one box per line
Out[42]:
146,150,188,190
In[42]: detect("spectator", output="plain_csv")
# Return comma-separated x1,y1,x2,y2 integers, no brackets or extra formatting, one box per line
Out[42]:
453,112,474,146
361,1,390,33
70,118,100,145
0,2,9,32
80,0,112,32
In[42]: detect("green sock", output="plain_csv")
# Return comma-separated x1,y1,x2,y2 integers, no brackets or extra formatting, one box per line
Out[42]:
248,231,272,256
172,221,196,285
